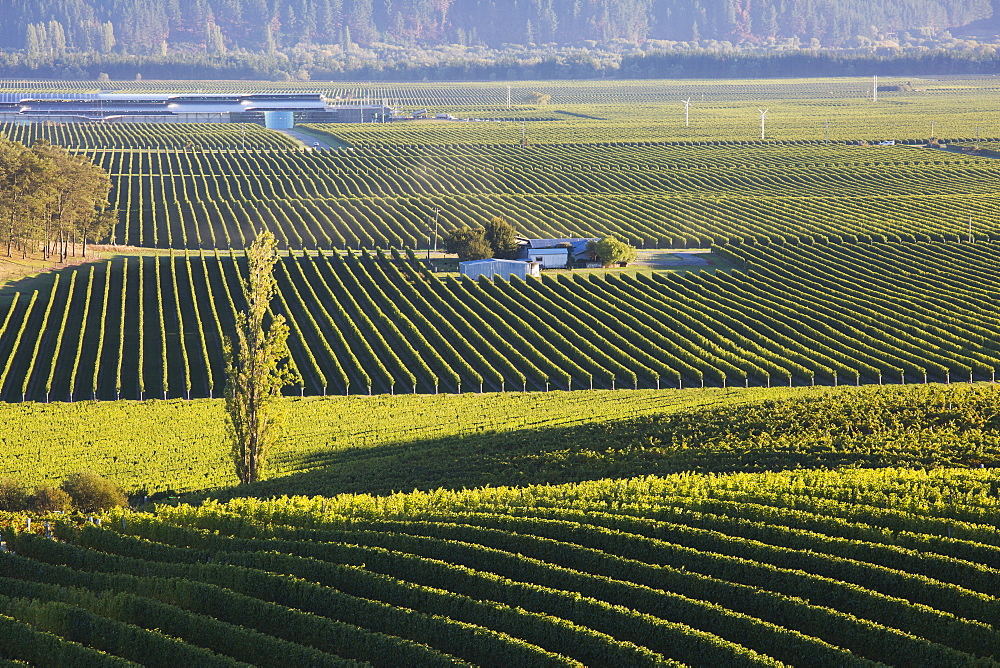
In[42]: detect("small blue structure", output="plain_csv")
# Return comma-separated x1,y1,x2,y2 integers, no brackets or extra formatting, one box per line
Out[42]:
263,111,295,129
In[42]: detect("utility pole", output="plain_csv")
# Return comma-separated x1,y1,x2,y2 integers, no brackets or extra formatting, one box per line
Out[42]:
824,119,829,143
432,208,440,253
521,120,526,146
873,75,878,103
975,126,981,150
507,85,512,110
969,215,974,242
683,98,691,127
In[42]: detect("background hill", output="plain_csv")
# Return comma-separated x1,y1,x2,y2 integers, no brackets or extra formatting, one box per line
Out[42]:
2,0,993,54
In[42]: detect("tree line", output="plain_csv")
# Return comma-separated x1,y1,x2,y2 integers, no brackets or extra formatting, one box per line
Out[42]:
0,135,114,262
0,471,127,514
6,44,1000,82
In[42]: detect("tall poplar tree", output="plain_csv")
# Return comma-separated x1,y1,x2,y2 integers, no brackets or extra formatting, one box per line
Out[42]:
223,231,298,485
98,22,116,54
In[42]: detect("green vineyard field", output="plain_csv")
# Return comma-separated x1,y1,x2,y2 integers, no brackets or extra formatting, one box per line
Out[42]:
86,141,1000,250
3,382,996,499
0,384,749,496
6,76,1000,139
3,462,1000,665
3,76,1000,667
1,242,997,404
6,78,1000,250
0,122,299,151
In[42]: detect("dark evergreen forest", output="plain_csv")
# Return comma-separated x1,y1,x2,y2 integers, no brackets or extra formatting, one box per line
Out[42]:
2,0,999,80
3,0,994,54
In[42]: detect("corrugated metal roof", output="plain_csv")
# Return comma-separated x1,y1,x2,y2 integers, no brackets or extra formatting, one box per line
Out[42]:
524,238,598,255
0,92,98,103
521,238,596,259
6,92,336,117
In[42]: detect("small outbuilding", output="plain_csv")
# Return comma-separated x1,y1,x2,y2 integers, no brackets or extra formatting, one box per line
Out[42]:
525,247,569,269
459,259,541,280
518,237,598,267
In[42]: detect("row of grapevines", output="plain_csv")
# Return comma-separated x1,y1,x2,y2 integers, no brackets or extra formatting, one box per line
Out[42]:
3,465,994,663
86,140,1000,249
1,242,999,401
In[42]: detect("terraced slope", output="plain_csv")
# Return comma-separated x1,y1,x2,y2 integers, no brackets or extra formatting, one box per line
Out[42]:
3,467,1000,665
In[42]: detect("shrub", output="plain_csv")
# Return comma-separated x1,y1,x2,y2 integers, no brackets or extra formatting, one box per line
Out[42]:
445,227,492,261
589,236,638,267
60,472,128,512
0,479,30,512
32,486,73,513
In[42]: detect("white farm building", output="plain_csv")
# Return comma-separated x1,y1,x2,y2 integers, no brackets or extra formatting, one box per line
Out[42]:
518,238,598,268
524,247,569,269
459,259,541,280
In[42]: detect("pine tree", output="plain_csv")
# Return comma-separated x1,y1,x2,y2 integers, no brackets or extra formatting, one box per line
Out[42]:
34,24,50,57
318,0,338,41
348,0,376,44
263,23,277,53
48,20,67,57
483,216,519,259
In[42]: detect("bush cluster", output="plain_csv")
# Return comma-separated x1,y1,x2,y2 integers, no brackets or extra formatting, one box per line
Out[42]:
0,472,127,514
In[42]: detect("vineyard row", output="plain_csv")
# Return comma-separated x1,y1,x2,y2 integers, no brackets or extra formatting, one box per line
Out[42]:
0,241,997,403
85,144,1000,250
2,466,999,665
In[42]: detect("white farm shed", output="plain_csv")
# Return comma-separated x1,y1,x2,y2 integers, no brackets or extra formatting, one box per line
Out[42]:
526,247,569,269
459,259,540,280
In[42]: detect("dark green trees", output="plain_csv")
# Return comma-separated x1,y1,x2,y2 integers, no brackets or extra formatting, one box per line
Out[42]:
445,228,492,261
0,136,112,260
447,216,520,261
483,216,520,259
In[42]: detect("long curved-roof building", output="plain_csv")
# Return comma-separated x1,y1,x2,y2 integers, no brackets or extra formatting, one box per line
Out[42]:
0,92,390,125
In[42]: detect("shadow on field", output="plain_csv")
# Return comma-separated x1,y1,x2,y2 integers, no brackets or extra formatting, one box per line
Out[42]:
186,390,1000,503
